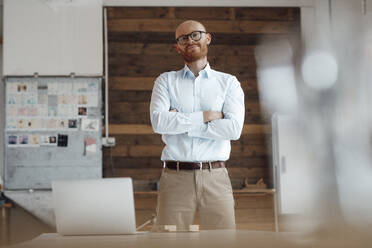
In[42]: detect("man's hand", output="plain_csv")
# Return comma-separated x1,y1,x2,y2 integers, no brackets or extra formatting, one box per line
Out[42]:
203,111,224,123
169,109,223,123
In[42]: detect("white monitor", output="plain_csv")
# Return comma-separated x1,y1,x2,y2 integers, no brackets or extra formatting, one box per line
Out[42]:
52,178,136,235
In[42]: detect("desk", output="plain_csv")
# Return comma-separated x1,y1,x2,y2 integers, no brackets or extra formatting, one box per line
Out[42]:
11,230,299,248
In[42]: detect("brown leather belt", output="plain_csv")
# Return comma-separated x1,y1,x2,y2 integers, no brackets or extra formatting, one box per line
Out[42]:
165,161,225,170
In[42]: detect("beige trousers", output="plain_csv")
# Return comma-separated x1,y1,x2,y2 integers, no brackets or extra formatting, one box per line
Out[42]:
154,167,236,230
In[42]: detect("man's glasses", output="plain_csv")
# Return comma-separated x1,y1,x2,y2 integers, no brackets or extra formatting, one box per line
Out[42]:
176,31,207,45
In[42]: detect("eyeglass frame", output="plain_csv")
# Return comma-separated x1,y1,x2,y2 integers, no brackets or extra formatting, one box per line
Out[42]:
175,30,208,45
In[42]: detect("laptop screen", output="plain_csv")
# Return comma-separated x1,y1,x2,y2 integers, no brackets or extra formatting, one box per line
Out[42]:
52,178,136,235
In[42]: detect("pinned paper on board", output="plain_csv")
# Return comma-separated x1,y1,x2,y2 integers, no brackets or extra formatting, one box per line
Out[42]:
40,135,57,146
6,119,17,130
57,119,68,129
81,119,99,132
84,138,97,154
18,135,29,145
68,119,78,129
7,106,17,117
78,107,87,116
29,135,40,146
57,134,68,147
8,135,18,146
86,93,98,107
5,80,100,131
17,83,27,93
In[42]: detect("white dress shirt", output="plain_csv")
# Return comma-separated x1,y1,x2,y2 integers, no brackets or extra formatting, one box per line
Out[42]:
150,63,245,162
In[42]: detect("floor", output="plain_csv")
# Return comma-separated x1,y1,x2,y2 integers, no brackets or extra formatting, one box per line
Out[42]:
1,204,55,247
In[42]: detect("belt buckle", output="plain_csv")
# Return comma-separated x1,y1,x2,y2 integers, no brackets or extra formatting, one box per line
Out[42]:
199,162,203,171
208,161,212,171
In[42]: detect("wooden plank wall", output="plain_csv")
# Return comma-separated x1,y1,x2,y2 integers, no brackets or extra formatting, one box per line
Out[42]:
104,7,300,189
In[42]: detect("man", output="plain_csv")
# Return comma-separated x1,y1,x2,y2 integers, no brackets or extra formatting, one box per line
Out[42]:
150,20,245,230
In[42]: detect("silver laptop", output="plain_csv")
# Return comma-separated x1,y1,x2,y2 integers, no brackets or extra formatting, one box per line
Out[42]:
52,178,137,235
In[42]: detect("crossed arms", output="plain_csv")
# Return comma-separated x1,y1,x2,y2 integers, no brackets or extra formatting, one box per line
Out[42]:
149,75,245,141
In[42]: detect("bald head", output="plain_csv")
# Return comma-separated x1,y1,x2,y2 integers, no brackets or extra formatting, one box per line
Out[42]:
175,20,207,39
174,20,211,64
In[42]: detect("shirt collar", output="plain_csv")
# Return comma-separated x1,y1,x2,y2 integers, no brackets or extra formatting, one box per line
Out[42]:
182,63,212,79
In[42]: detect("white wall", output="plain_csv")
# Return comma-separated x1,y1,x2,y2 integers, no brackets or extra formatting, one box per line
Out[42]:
330,0,372,51
3,0,103,76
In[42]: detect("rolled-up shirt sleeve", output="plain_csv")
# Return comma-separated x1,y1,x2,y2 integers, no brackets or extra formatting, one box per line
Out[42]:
188,76,245,140
150,74,204,135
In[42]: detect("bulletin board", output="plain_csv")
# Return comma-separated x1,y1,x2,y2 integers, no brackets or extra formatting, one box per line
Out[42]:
3,77,102,189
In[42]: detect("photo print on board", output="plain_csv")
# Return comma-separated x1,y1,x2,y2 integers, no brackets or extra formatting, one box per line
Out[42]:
39,119,48,129
27,106,38,117
17,95,26,105
68,95,77,105
68,119,78,129
37,84,48,91
6,119,17,130
17,83,27,93
48,106,58,117
8,135,18,146
47,119,57,129
78,107,87,116
26,94,38,104
49,135,57,145
40,135,50,146
48,82,58,95
7,83,17,94
38,105,48,117
7,94,17,105
57,134,68,147
57,119,68,129
27,119,37,129
17,119,27,129
18,135,29,145
28,82,38,93
18,107,27,116
38,94,48,105
29,135,40,146
74,82,88,94
40,135,58,146
58,95,68,105
87,82,98,92
7,106,17,117
78,95,88,105
48,95,58,107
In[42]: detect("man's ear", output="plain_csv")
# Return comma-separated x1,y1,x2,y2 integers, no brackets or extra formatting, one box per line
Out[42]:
206,33,212,45
173,44,181,54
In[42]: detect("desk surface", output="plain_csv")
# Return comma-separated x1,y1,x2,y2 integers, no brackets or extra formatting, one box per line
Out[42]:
11,230,301,248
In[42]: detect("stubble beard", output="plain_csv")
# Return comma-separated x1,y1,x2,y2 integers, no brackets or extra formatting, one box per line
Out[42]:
180,43,208,63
